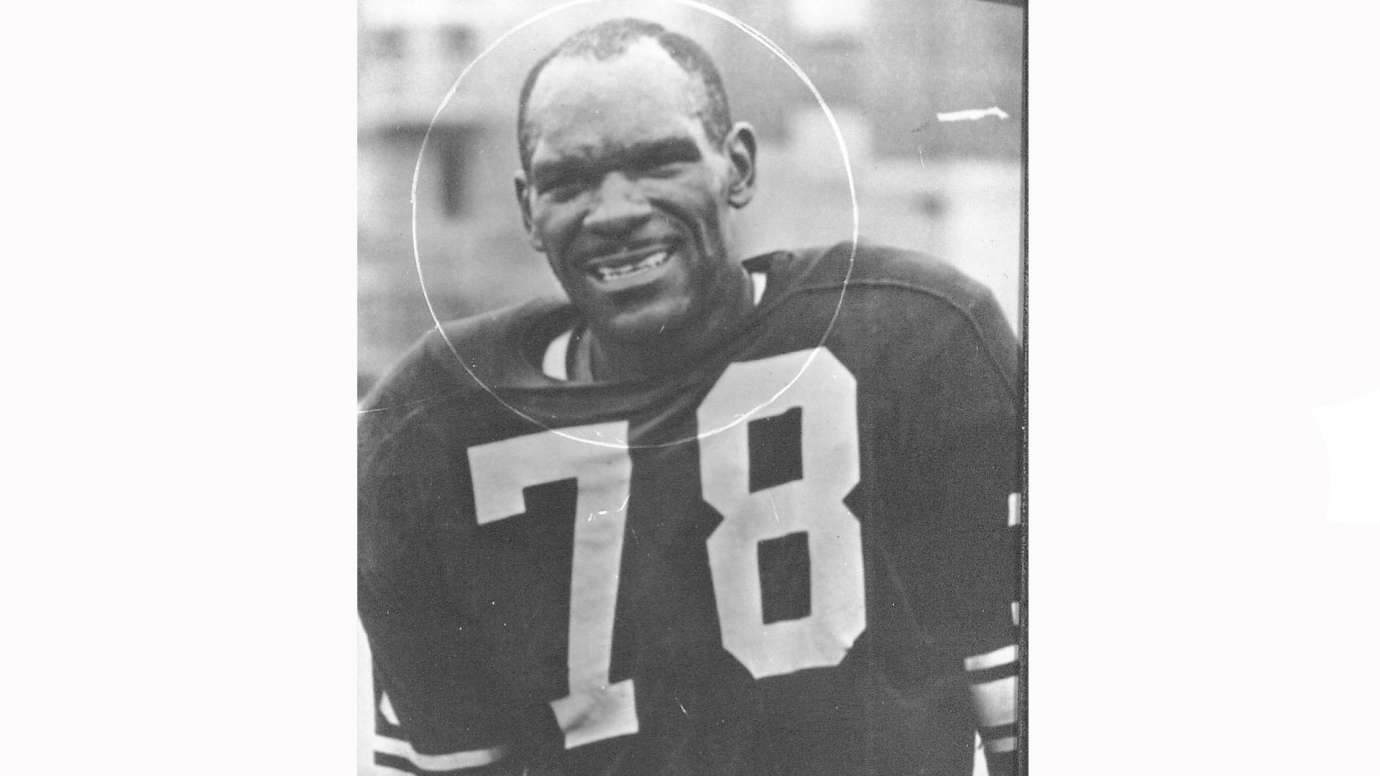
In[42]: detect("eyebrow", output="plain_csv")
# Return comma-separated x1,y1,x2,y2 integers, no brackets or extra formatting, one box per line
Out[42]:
532,137,703,188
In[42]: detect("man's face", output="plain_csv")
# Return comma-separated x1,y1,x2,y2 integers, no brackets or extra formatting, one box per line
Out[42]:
517,40,753,345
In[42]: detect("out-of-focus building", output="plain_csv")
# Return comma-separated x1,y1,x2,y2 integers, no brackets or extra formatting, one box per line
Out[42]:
358,0,1024,390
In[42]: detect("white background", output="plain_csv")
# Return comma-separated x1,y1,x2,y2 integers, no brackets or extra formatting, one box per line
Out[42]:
3,2,1377,773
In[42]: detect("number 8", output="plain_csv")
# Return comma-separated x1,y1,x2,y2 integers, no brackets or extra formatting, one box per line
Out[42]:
698,348,866,678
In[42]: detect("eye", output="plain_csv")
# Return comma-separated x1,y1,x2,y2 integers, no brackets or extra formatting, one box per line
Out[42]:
642,161,683,178
542,178,588,203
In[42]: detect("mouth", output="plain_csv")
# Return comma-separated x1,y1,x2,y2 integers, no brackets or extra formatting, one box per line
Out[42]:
582,243,676,284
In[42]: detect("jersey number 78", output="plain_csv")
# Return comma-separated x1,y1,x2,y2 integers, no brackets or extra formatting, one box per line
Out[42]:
468,349,866,749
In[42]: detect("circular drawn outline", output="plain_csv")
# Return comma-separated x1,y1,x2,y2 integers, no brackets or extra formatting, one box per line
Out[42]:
410,0,858,450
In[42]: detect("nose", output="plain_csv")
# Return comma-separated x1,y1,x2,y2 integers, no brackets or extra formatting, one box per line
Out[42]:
582,172,651,235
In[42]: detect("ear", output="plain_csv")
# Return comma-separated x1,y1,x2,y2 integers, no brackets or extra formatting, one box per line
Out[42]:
514,170,544,252
723,121,757,209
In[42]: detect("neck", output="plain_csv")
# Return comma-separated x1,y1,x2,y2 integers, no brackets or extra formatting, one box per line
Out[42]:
581,268,755,382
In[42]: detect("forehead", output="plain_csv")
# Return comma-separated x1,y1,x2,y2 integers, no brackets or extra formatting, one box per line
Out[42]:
526,39,709,161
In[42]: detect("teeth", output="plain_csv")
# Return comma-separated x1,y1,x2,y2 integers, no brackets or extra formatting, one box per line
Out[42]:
591,250,669,281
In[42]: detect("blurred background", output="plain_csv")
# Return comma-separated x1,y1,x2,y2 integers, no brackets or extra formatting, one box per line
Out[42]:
358,0,1024,397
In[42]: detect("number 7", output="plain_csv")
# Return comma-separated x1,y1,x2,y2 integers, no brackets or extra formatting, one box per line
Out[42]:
468,422,639,750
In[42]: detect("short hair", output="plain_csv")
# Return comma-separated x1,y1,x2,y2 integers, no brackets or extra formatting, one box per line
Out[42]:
516,18,733,173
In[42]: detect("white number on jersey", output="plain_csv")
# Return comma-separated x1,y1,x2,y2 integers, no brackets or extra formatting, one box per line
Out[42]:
463,348,865,748
698,349,866,678
468,423,639,750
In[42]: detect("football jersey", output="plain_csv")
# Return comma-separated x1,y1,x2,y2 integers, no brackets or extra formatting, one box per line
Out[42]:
359,242,1022,776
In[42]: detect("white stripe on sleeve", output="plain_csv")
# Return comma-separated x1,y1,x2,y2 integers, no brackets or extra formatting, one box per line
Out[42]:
969,676,1017,728
984,735,1017,753
964,644,1018,672
374,734,506,771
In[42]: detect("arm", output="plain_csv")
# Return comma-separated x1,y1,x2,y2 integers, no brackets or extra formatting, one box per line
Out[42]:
364,652,513,776
931,291,1022,776
967,642,1018,775
937,428,1019,776
360,587,518,776
359,419,525,776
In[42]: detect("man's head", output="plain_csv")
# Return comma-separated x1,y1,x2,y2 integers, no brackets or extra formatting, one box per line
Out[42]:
516,18,732,176
514,18,758,356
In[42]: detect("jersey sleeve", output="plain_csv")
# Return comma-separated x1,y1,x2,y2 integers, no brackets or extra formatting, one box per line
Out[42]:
929,287,1020,658
359,418,521,775
930,290,1021,775
893,287,1022,774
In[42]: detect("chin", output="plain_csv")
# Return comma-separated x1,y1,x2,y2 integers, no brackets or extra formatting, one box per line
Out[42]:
599,299,693,344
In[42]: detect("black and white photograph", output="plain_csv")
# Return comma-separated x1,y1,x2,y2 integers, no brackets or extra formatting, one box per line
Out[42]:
357,1,1024,774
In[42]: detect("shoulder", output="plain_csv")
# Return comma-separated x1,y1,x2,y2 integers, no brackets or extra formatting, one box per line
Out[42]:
358,299,570,460
771,240,999,317
761,240,1019,399
765,240,1012,344
363,299,567,402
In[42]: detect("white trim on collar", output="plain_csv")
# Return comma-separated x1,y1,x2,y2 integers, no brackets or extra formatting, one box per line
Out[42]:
541,327,574,381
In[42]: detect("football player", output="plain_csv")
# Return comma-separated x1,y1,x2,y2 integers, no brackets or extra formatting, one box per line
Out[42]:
359,17,1020,776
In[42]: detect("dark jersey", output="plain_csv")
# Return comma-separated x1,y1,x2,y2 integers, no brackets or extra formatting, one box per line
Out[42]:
359,243,1021,776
